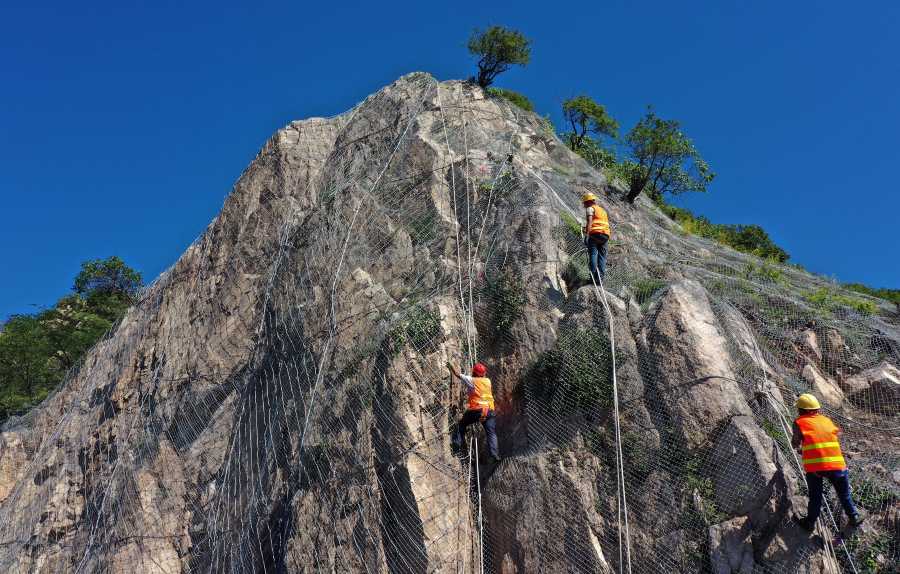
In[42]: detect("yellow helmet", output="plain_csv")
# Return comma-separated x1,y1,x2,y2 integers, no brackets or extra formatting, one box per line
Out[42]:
795,393,821,410
581,193,596,203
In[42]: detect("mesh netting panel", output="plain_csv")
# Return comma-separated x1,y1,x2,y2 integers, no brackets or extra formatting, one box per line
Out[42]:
0,75,896,574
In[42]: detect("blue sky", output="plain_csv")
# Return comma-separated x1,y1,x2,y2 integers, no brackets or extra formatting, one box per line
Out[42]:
2,1,898,319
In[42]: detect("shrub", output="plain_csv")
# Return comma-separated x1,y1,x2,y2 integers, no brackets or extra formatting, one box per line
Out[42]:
486,87,534,112
845,283,900,312
682,457,727,525
852,477,899,511
742,261,784,284
632,278,666,306
560,211,582,239
388,308,442,355
803,288,878,316
483,269,526,338
527,329,619,413
652,193,791,263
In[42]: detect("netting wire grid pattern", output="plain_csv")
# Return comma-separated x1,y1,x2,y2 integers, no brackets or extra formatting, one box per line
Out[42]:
0,75,897,574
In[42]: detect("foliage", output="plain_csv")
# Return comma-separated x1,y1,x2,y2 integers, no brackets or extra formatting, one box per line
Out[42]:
841,532,897,574
682,457,727,525
803,287,878,316
622,107,714,203
405,208,439,245
560,211,582,239
486,87,534,112
74,256,143,300
527,329,619,413
761,419,790,451
0,316,57,420
845,283,900,311
0,257,141,423
483,269,526,338
742,260,784,284
653,193,790,262
467,26,531,88
388,308,442,355
852,477,899,511
569,135,618,172
632,278,667,306
562,95,618,152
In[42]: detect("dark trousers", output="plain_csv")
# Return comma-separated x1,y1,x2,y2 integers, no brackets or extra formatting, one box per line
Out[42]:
586,233,609,282
452,409,499,458
806,469,859,523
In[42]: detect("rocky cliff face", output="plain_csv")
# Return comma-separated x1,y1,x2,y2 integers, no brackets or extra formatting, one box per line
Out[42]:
0,73,897,573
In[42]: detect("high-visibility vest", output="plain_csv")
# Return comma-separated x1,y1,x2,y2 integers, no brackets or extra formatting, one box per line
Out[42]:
467,377,495,411
589,205,611,237
795,413,846,472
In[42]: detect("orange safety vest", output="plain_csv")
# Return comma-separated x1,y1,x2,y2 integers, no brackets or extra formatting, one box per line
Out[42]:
795,413,846,472
467,377,495,411
588,205,611,237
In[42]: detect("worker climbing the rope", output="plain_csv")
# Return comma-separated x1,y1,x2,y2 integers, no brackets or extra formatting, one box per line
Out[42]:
448,361,501,463
582,192,611,284
792,393,864,531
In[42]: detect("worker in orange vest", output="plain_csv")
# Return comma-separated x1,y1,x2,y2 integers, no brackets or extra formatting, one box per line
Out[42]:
448,361,501,463
582,193,611,283
792,394,863,531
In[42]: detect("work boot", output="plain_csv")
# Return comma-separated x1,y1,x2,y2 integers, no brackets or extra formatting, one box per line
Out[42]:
848,514,865,528
489,455,502,464
795,515,815,532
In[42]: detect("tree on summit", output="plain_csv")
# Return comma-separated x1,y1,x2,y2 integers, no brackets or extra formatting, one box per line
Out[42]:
468,26,531,88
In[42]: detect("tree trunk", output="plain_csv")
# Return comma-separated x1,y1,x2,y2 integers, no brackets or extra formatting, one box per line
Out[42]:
625,180,645,204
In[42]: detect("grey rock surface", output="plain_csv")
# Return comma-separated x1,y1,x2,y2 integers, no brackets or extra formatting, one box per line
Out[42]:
0,73,896,573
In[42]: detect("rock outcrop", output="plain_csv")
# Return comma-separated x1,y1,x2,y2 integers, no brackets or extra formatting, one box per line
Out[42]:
0,73,896,573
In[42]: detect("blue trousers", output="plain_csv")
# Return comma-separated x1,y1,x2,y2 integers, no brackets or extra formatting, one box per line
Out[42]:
806,469,859,522
452,409,499,458
586,233,609,283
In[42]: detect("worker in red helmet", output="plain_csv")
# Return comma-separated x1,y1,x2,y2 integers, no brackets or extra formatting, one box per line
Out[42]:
448,361,501,463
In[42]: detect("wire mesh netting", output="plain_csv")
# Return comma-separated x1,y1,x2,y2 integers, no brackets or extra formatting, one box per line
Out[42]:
0,73,897,574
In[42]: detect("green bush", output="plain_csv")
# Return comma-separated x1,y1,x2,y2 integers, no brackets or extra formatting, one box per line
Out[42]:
483,270,526,338
760,419,790,451
682,457,727,525
803,287,878,316
742,260,784,284
527,329,618,412
388,308,442,354
845,283,900,311
852,477,899,511
652,193,790,262
632,278,667,306
486,87,534,112
560,211,582,239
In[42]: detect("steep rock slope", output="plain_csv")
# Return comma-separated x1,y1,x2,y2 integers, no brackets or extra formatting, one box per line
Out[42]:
0,73,897,573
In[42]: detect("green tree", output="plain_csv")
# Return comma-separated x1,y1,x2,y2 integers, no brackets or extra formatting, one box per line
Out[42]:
0,315,56,419
74,255,143,300
622,107,714,204
562,95,618,151
0,256,142,423
467,26,531,88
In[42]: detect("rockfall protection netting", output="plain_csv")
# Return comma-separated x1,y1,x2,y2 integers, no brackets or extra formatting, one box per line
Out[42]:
0,74,897,573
